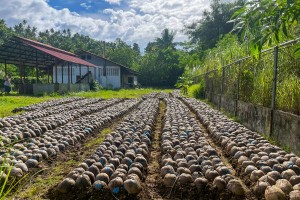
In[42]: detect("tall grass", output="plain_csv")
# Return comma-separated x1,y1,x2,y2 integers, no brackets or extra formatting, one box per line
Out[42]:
196,35,300,115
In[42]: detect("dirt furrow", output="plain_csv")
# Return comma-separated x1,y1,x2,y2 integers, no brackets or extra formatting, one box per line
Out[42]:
140,100,166,200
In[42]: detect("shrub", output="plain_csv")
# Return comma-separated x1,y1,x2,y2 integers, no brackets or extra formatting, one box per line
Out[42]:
90,80,102,91
188,83,205,99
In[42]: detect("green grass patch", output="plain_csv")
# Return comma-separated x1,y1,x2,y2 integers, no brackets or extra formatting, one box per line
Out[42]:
85,128,111,148
69,88,172,99
0,88,172,117
0,95,55,117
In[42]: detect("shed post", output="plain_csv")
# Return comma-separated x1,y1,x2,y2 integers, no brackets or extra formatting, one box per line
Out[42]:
94,67,96,81
87,66,90,83
68,62,70,84
62,63,64,84
4,60,7,76
55,61,58,83
70,63,73,84
47,65,50,84
36,66,39,84
20,63,23,83
36,50,38,84
79,64,82,80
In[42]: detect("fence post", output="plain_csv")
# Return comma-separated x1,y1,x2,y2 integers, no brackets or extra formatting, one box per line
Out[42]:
203,73,206,99
270,46,279,136
219,67,225,110
235,60,241,116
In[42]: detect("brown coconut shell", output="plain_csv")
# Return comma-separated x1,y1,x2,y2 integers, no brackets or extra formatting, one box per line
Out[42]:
264,185,285,200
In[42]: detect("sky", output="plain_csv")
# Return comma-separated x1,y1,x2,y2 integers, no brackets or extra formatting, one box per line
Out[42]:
0,0,229,50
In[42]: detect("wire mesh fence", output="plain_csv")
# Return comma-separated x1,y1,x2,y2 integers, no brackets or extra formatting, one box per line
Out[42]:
195,38,300,116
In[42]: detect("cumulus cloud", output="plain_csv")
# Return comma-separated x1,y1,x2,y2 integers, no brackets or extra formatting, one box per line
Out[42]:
0,0,214,49
80,3,91,10
105,0,122,5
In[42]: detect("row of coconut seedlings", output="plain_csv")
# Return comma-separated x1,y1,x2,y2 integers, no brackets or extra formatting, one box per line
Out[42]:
181,96,300,200
12,97,84,113
0,99,141,181
160,97,247,198
57,98,160,198
141,92,158,99
1,98,103,129
19,98,104,121
0,98,122,146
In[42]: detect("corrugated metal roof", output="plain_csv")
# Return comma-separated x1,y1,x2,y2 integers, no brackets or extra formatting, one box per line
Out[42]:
14,36,95,67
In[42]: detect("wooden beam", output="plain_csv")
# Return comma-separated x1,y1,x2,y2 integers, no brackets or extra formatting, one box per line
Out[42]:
4,60,7,75
20,63,23,83
87,66,90,83
70,63,73,84
68,62,70,84
55,60,58,83
79,64,81,79
62,63,64,84
36,65,39,84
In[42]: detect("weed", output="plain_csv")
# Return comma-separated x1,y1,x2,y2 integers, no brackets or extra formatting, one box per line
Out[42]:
85,128,112,148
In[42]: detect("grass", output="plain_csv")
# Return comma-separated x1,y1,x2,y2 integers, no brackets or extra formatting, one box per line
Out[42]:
15,160,77,200
0,93,55,117
0,88,172,117
69,88,172,99
85,128,111,148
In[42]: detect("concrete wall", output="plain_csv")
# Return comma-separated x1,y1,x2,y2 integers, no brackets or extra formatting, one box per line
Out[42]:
205,93,300,154
273,111,300,154
237,100,271,135
33,83,89,95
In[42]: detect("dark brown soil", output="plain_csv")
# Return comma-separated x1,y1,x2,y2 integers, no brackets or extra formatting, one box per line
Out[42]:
139,100,166,200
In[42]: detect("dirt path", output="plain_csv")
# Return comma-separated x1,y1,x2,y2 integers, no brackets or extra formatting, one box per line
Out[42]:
139,100,166,200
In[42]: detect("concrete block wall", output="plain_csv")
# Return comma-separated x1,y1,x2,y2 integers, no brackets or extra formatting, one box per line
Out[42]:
206,93,300,155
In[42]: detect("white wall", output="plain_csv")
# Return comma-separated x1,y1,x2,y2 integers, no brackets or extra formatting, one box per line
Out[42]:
98,66,121,88
53,64,94,84
52,63,121,89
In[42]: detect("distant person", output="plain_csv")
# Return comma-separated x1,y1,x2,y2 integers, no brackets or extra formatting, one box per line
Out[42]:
4,74,12,94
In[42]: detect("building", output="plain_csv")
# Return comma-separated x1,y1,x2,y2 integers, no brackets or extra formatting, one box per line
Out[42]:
0,36,96,95
77,50,139,89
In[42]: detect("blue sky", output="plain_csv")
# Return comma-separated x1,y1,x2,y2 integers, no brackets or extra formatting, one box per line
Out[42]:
48,0,117,14
0,0,222,50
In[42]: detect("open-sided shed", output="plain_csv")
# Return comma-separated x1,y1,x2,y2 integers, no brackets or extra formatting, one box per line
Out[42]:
0,36,95,95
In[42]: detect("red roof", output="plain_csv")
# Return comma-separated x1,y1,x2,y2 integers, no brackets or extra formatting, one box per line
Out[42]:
14,36,95,67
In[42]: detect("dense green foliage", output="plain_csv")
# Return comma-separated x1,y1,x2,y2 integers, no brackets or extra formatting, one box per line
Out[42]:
139,29,184,87
182,0,300,114
231,0,300,54
185,0,245,53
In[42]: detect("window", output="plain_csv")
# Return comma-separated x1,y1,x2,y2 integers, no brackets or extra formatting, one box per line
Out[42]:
87,55,91,60
81,55,86,60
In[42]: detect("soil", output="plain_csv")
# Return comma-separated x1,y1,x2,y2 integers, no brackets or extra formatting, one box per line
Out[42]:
139,100,166,200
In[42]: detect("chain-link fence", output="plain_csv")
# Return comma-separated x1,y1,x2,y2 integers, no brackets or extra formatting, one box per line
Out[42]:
195,38,300,127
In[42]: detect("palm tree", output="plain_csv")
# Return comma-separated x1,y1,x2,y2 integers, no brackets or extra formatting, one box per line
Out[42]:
155,29,176,49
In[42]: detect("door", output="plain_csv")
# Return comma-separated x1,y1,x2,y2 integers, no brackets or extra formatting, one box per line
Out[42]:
128,77,133,88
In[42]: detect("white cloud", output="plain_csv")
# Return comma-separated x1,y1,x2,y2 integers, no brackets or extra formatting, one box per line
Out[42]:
80,3,91,10
0,0,215,49
105,0,122,5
